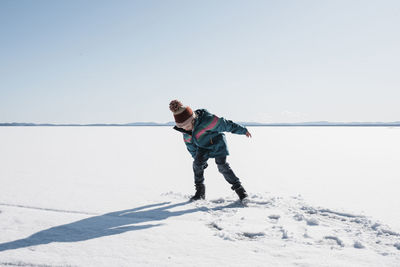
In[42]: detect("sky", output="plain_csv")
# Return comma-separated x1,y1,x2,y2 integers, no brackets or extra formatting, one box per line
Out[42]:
1,0,399,124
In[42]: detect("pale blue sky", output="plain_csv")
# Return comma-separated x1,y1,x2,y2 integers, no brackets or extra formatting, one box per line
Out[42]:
1,0,399,123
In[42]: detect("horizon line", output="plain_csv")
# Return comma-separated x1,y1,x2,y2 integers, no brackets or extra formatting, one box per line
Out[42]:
1,121,400,127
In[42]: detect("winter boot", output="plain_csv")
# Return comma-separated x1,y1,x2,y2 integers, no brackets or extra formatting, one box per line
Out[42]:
232,184,248,201
190,183,205,201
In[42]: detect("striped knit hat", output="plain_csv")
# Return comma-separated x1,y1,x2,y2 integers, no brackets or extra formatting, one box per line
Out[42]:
169,100,195,128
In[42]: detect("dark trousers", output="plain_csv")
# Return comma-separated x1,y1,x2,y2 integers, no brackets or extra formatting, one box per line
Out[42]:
193,153,241,189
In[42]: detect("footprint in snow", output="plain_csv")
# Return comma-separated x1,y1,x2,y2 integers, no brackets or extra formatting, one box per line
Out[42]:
209,222,223,231
241,231,266,240
354,241,365,249
268,214,280,222
306,217,319,226
323,236,345,247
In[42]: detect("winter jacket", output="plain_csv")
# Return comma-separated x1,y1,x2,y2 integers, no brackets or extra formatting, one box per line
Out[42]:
173,109,248,158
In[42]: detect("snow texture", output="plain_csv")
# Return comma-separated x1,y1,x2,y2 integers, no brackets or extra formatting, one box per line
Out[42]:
0,127,399,266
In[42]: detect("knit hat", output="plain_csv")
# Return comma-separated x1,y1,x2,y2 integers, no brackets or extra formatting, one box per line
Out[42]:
169,100,194,128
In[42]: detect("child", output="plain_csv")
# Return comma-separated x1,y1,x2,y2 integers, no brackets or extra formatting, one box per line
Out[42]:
169,100,252,202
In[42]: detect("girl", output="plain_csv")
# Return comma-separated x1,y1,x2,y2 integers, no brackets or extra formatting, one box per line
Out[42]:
169,100,252,202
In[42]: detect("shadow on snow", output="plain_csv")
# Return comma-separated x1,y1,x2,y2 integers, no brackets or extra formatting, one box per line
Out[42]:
0,200,244,252
0,201,221,252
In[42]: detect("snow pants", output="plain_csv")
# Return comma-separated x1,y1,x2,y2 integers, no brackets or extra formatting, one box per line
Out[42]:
192,152,242,189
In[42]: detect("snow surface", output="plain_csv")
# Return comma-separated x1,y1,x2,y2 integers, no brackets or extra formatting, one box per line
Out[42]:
0,126,399,266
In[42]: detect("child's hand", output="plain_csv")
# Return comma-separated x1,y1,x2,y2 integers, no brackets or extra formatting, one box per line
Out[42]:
245,131,252,138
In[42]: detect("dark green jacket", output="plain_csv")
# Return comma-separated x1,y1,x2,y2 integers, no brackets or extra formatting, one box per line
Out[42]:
174,109,248,158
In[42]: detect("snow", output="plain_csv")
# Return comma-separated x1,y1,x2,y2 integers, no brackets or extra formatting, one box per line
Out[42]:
0,126,399,266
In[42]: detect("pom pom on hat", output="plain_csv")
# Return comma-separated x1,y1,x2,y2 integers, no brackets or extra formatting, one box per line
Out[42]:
169,100,183,113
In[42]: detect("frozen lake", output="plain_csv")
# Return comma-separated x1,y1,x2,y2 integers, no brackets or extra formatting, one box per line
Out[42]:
1,126,398,228
0,126,399,266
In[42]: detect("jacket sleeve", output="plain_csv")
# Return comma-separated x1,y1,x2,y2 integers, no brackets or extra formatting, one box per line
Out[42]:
183,134,197,158
214,117,248,135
